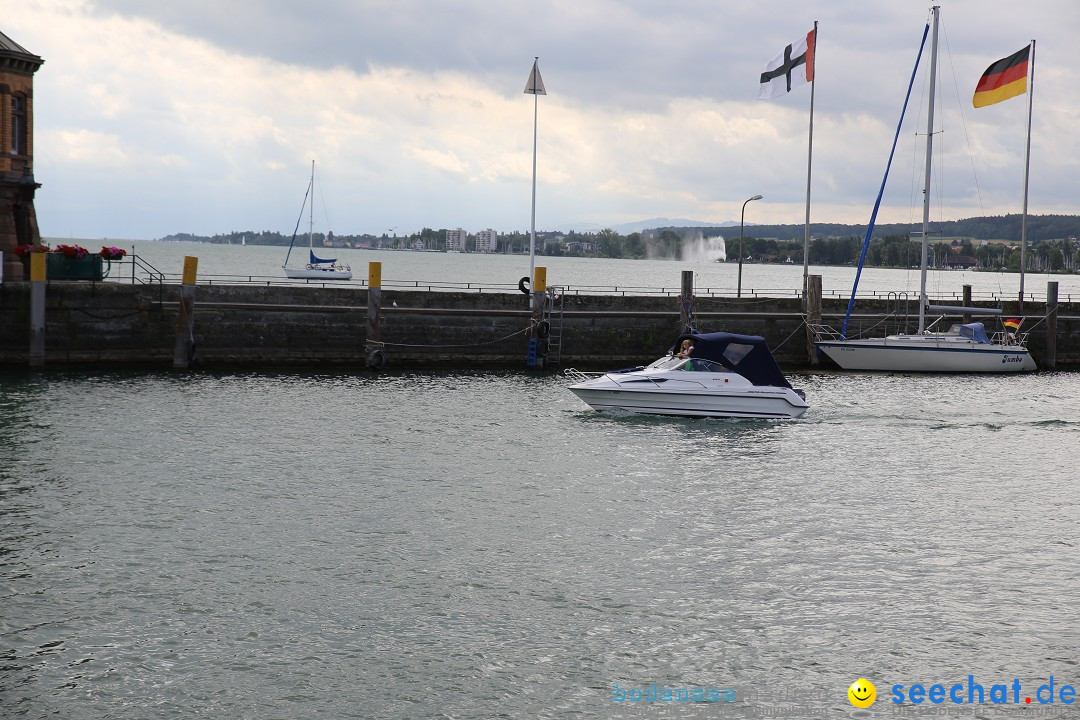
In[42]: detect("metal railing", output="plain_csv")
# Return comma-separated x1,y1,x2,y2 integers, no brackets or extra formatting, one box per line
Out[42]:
96,259,1076,304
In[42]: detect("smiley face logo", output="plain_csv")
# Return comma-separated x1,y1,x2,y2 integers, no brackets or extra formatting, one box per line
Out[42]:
848,678,876,708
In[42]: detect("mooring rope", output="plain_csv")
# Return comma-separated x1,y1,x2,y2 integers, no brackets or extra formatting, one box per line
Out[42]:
771,320,807,352
678,294,698,334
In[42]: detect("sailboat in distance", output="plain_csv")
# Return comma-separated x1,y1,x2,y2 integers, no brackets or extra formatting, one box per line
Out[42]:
812,6,1035,373
283,161,353,280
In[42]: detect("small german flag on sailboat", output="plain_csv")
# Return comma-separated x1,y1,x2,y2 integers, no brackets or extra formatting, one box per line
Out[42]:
1004,318,1022,331
973,45,1030,108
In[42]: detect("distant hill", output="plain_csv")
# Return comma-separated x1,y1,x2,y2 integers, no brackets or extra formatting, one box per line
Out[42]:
553,218,737,234
649,213,1080,243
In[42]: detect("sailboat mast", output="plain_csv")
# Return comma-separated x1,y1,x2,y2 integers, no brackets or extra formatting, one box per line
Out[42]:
1019,40,1035,309
917,5,940,335
308,160,315,254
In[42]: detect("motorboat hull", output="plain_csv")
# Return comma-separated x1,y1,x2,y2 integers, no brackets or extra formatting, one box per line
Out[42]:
816,336,1036,373
569,373,808,419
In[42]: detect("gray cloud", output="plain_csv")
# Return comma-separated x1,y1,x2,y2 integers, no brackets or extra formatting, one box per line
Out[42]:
8,0,1079,238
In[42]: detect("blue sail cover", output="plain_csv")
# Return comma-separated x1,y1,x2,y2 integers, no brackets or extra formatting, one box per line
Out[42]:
671,332,792,389
956,323,990,344
309,249,336,265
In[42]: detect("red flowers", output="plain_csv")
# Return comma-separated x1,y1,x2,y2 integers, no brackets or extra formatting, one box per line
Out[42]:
100,246,127,260
55,244,90,259
13,243,51,257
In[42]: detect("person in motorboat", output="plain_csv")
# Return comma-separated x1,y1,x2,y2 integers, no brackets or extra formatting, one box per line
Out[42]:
676,339,694,358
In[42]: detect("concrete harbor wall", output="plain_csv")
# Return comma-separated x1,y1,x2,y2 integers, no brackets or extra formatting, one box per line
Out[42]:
1,281,1078,370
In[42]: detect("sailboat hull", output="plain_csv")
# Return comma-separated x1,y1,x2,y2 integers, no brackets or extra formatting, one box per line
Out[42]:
817,336,1036,373
284,266,353,280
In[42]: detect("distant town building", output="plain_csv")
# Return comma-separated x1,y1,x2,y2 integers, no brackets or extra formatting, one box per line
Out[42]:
475,228,498,253
446,228,467,252
566,241,597,253
944,255,978,269
0,30,44,283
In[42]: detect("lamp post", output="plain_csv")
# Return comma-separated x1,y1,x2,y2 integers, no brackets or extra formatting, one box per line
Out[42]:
737,194,763,298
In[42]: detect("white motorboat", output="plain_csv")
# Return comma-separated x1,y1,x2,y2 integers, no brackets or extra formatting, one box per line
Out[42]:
283,161,353,280
566,332,808,419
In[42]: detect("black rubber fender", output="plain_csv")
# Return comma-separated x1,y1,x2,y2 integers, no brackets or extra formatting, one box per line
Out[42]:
367,348,387,370
535,320,550,339
518,276,531,294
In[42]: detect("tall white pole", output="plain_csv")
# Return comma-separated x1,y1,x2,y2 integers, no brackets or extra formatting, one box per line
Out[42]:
802,21,817,311
530,83,538,290
918,6,940,335
1019,40,1035,309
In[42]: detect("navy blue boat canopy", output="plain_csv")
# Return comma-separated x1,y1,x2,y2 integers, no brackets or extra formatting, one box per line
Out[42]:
310,250,337,265
671,332,792,389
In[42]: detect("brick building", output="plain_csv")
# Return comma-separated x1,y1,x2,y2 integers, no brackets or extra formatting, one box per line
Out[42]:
0,30,43,282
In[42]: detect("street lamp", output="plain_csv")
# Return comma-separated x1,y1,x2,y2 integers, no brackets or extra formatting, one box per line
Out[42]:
737,194,763,298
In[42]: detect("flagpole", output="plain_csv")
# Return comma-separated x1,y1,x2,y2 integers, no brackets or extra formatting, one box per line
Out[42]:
1018,40,1035,310
529,57,540,293
802,20,817,311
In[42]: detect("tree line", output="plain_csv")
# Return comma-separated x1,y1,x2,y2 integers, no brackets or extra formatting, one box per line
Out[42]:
159,213,1080,271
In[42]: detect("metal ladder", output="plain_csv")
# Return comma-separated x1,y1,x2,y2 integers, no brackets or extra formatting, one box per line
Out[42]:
886,291,911,334
543,286,566,367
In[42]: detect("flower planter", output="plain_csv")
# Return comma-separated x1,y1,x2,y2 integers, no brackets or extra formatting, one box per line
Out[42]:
46,254,104,281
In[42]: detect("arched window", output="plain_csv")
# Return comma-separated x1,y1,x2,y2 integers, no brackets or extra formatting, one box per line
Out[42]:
11,93,27,156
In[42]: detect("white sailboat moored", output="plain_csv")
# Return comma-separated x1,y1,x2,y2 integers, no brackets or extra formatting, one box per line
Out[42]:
283,161,352,280
812,6,1035,373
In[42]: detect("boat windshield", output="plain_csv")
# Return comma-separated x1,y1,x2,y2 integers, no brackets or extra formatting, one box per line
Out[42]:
685,358,727,372
648,356,686,370
647,356,729,372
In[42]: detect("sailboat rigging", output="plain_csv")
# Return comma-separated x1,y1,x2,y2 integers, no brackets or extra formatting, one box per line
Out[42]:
811,5,1035,373
283,161,353,280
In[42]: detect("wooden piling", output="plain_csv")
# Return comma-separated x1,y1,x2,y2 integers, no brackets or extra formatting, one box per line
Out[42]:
806,274,822,366
1045,281,1058,370
29,252,45,368
962,285,972,325
680,270,694,333
173,256,197,369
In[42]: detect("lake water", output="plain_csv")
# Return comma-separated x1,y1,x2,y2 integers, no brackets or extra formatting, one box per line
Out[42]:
2,366,1079,719
71,238,1080,303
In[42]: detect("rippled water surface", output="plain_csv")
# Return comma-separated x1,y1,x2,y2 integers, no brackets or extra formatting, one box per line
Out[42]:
2,369,1079,718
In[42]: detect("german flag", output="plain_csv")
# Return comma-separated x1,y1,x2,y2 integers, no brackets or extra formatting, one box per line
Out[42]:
973,46,1030,108
1004,318,1022,331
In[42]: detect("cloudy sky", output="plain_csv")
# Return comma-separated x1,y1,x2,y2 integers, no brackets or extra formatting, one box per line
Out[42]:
7,0,1079,240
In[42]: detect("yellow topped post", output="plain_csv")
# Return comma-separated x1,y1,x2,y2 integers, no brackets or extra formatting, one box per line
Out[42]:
182,256,198,285
528,266,548,368
174,257,198,368
366,261,384,368
29,252,47,367
30,252,46,282
533,266,546,293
